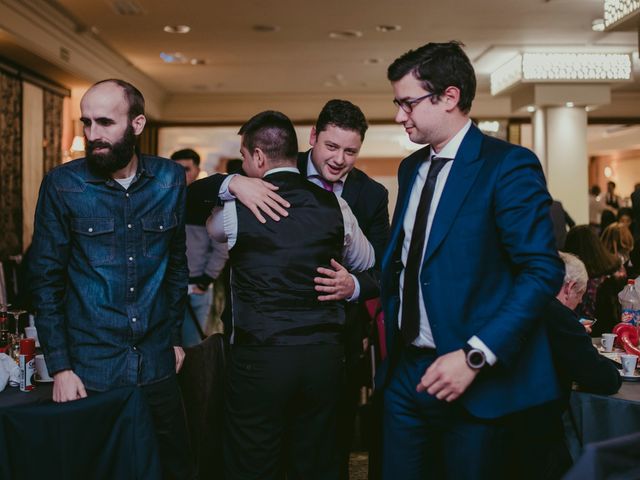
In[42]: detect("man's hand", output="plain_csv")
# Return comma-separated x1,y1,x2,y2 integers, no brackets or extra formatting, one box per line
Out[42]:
314,259,356,301
174,346,186,373
229,176,290,223
52,370,87,403
416,349,479,402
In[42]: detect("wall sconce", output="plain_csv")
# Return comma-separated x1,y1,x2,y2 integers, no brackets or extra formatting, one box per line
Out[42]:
70,135,85,153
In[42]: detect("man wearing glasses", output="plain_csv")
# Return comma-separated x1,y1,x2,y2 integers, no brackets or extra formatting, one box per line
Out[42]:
376,41,564,479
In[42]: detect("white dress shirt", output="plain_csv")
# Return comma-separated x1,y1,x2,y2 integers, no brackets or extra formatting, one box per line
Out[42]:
398,120,496,364
208,167,375,274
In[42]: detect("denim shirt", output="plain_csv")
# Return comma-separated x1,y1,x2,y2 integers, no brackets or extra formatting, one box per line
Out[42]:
29,155,188,391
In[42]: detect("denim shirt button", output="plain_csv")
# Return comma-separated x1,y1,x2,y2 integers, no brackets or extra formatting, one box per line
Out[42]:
125,193,130,198
132,317,137,323
129,257,133,261
132,346,137,351
159,225,164,230
130,287,135,292
127,224,132,229
88,228,93,233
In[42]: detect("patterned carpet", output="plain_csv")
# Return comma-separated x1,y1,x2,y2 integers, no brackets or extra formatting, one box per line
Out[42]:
349,452,368,480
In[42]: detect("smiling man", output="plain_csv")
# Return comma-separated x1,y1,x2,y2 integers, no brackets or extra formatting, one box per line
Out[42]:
29,79,193,479
377,42,564,479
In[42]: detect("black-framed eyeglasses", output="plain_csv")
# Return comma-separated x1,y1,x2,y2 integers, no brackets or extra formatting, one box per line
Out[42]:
393,92,436,113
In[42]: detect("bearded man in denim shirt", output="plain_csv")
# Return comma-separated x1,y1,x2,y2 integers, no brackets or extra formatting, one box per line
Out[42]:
29,79,193,479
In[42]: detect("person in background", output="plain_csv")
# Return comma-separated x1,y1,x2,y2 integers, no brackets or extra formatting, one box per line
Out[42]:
605,181,621,211
208,110,374,480
171,149,228,347
601,222,634,274
511,251,622,480
226,158,243,175
29,79,193,478
378,41,563,480
589,185,604,232
550,199,575,250
600,209,616,235
564,225,625,337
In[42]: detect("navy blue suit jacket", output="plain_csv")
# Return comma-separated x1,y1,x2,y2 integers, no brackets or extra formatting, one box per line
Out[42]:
376,124,565,419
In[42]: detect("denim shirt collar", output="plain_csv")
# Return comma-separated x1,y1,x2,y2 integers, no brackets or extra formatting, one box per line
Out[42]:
83,150,156,185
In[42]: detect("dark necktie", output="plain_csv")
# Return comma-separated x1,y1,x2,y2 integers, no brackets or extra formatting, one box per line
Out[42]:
401,156,452,345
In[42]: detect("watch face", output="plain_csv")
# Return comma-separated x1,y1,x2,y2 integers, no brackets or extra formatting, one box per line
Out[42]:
468,350,485,369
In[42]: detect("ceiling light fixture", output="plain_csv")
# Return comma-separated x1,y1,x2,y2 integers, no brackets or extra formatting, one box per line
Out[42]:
163,25,191,34
592,18,606,31
526,105,536,113
160,52,187,64
565,102,575,108
329,30,362,39
490,52,633,95
190,58,206,65
604,0,640,28
376,25,401,32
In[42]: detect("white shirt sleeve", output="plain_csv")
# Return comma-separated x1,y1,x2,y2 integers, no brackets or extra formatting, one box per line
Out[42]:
468,336,498,366
338,197,375,273
218,174,237,201
206,202,238,249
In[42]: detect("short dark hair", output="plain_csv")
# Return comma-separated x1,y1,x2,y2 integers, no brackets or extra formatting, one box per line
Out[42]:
387,41,476,114
315,99,368,141
170,148,200,166
238,110,298,164
607,181,616,189
93,79,145,121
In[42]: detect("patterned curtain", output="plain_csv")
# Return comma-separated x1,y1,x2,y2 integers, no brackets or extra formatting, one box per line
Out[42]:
0,72,23,257
43,90,63,173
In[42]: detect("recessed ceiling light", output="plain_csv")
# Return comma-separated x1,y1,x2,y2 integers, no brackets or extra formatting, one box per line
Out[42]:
364,58,381,65
526,105,536,113
190,58,206,65
566,102,575,108
329,30,362,39
591,19,605,32
164,25,191,34
376,24,401,32
160,52,187,64
252,24,280,33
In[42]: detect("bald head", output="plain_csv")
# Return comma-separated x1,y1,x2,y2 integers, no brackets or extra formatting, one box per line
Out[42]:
80,79,146,177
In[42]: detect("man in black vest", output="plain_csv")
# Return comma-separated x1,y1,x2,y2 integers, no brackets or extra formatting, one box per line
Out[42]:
207,110,375,480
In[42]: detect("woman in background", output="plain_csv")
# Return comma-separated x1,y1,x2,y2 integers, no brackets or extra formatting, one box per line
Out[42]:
564,225,625,336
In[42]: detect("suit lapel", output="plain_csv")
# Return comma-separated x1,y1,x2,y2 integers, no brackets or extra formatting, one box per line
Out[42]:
422,125,485,265
341,171,362,209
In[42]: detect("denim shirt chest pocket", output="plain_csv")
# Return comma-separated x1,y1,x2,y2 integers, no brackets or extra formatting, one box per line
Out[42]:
71,217,116,266
142,211,178,258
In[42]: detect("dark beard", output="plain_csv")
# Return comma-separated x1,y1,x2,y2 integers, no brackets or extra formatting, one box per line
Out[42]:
86,126,137,177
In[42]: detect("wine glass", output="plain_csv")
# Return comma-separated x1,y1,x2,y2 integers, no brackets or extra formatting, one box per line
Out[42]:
8,309,26,337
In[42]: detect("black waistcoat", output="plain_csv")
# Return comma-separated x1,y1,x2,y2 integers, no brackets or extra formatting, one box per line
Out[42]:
230,171,345,345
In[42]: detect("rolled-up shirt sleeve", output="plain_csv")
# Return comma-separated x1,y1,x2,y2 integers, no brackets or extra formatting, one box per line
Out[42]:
206,201,238,248
338,197,375,273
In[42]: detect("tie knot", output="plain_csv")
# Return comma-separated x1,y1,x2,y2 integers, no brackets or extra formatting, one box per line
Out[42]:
312,175,337,192
428,157,451,178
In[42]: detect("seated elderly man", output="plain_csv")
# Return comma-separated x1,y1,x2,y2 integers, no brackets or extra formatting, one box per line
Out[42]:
510,251,622,479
